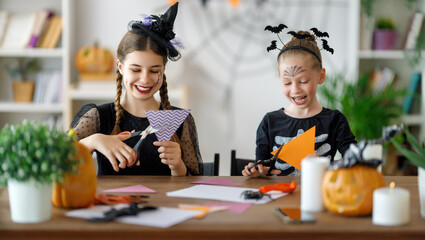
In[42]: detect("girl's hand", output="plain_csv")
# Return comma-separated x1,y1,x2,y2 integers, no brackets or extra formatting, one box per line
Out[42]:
80,133,138,172
242,162,281,177
153,141,187,176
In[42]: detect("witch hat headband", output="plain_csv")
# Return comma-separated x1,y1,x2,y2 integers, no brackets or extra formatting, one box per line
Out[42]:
128,2,182,61
265,24,334,68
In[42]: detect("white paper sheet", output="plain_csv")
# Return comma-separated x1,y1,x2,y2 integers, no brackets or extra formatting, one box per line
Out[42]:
166,185,287,204
66,204,202,228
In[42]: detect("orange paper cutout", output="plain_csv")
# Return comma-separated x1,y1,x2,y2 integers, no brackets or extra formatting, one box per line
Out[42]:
179,204,211,219
271,126,315,171
168,0,179,5
279,208,301,220
228,0,240,8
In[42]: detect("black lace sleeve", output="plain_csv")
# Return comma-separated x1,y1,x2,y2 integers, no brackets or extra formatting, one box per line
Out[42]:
179,114,203,175
70,104,101,140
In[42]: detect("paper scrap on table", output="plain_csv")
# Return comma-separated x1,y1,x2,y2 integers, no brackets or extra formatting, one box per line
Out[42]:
66,204,202,228
166,185,287,204
204,202,253,214
178,204,213,219
102,184,157,193
191,177,242,186
271,126,316,171
180,204,228,213
145,109,191,141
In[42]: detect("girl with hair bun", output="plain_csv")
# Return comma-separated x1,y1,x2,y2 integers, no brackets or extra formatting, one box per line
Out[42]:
242,26,356,177
70,3,203,176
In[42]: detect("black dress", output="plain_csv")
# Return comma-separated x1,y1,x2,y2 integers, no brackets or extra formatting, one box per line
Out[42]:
70,103,203,176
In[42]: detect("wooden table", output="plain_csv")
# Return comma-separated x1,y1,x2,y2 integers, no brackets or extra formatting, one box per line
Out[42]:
1,176,424,240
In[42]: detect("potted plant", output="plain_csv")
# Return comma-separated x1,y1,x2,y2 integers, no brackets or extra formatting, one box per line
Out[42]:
0,120,80,223
6,58,41,102
319,73,405,140
319,73,406,175
373,17,398,50
391,127,425,218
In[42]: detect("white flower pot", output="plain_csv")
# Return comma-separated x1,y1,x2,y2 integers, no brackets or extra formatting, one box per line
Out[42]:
419,167,425,218
7,178,52,223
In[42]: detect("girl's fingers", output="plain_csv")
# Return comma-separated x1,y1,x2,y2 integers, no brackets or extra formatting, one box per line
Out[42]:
115,153,128,169
104,152,119,172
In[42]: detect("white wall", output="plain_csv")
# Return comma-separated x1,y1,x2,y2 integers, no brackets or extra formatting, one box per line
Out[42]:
72,0,356,175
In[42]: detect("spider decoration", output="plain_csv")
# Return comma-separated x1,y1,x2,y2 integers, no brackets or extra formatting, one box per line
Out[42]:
240,190,271,201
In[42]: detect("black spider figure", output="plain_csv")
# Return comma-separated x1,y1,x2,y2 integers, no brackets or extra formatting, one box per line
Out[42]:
240,190,271,201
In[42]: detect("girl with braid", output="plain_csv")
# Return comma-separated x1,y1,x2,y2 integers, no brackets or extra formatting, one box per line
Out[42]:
242,26,356,177
70,3,203,176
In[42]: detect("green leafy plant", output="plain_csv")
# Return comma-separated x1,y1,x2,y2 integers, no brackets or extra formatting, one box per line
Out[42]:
319,73,406,140
6,58,41,81
391,127,425,169
375,17,395,30
361,0,376,18
0,120,81,186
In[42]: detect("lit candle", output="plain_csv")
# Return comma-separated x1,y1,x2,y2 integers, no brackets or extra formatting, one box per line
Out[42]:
301,157,329,212
373,182,410,226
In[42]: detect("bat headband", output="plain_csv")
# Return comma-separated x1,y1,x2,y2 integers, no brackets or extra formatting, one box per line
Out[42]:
128,2,183,61
265,24,334,68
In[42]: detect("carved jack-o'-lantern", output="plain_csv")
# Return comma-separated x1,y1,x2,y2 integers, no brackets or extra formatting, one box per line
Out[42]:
75,43,114,74
322,165,385,216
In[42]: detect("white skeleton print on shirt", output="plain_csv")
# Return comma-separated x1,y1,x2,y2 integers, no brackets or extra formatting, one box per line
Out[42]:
273,128,331,175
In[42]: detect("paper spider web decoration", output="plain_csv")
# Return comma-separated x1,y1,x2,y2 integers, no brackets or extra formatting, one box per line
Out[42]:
145,109,191,141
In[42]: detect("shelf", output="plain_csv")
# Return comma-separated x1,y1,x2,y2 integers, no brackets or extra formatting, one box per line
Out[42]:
358,50,405,59
0,48,64,58
0,102,64,113
69,81,116,101
401,114,424,126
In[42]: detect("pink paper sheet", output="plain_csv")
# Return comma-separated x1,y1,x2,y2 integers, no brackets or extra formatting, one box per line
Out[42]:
191,177,242,186
102,184,157,193
204,202,253,214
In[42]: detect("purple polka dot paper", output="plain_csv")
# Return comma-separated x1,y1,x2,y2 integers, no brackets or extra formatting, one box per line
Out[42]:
145,109,191,141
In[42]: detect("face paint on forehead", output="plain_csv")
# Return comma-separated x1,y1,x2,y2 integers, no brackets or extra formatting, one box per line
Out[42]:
282,65,306,77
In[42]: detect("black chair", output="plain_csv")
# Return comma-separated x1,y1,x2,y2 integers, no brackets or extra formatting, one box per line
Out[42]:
202,153,220,176
230,150,255,176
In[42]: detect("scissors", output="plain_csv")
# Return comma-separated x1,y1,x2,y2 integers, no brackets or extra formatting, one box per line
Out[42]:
119,124,172,167
248,143,284,175
259,180,297,194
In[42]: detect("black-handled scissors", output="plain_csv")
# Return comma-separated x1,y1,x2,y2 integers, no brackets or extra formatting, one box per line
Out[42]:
248,143,284,175
119,124,172,167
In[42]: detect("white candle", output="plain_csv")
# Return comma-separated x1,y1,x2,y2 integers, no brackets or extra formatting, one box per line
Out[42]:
373,182,410,226
301,157,329,212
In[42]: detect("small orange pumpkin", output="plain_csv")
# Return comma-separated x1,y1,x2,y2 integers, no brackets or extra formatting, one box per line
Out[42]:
322,165,385,216
75,43,114,74
52,138,97,208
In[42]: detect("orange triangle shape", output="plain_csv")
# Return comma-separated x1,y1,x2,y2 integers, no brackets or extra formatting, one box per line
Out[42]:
271,126,316,171
279,208,301,220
